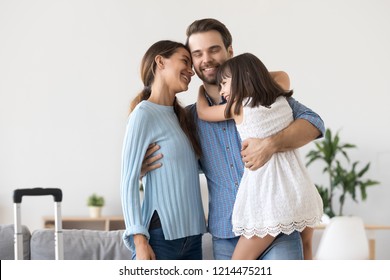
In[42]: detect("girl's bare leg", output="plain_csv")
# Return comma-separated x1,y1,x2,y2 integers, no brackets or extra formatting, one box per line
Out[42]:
232,235,275,260
300,227,314,260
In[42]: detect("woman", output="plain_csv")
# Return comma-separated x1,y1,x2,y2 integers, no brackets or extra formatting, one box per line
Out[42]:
120,40,206,260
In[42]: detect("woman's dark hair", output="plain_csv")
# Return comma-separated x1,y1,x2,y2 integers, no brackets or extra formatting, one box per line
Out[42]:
129,40,201,157
217,53,293,118
185,18,232,49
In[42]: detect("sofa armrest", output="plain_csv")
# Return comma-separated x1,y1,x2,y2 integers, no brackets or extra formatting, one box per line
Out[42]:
0,224,31,260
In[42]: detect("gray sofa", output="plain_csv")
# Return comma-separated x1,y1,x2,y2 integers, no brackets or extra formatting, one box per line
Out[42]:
0,224,213,260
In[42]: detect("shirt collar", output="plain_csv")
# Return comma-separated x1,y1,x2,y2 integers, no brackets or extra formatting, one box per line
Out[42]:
204,90,227,106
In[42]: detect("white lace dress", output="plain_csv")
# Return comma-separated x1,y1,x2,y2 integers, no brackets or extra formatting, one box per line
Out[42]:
232,97,323,238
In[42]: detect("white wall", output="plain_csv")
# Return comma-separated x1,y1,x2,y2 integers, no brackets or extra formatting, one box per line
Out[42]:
1,0,389,259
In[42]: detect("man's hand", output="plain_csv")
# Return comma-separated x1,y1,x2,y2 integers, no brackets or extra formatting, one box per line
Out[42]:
140,143,163,179
241,119,321,170
241,137,276,170
134,234,156,260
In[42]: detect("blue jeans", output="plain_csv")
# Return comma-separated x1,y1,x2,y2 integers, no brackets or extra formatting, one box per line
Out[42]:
132,227,203,260
212,231,303,260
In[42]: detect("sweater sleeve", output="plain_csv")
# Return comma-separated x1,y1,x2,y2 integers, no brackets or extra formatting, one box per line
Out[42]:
120,106,152,251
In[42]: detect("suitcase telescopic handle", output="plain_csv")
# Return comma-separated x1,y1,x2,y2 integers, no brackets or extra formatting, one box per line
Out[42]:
13,188,63,203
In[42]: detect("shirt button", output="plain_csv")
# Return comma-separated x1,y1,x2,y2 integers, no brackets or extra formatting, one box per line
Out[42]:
235,182,239,187
222,128,226,131
226,146,230,150
230,164,234,168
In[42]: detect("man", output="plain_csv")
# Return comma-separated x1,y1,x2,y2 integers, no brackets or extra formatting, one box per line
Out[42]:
143,18,324,260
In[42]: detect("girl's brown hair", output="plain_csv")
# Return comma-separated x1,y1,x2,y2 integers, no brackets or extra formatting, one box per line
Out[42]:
129,40,201,157
217,53,293,118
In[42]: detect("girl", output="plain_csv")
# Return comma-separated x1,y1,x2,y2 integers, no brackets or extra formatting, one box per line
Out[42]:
121,40,206,260
197,53,323,260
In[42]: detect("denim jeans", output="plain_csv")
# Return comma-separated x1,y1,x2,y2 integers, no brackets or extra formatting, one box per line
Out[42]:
212,231,303,260
132,227,203,260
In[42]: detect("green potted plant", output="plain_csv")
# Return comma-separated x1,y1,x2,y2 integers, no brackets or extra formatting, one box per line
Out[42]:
87,193,105,218
306,128,379,218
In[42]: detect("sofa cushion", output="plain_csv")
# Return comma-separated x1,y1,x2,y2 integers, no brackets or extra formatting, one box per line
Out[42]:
31,229,133,260
202,232,213,260
0,224,31,260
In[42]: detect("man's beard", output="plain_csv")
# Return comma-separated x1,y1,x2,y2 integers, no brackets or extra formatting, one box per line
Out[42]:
195,69,218,85
202,75,217,85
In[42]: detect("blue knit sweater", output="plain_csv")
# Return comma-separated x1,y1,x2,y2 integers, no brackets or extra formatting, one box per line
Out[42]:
120,100,206,251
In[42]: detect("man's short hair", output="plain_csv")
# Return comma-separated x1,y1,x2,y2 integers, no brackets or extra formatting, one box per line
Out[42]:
186,18,232,49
